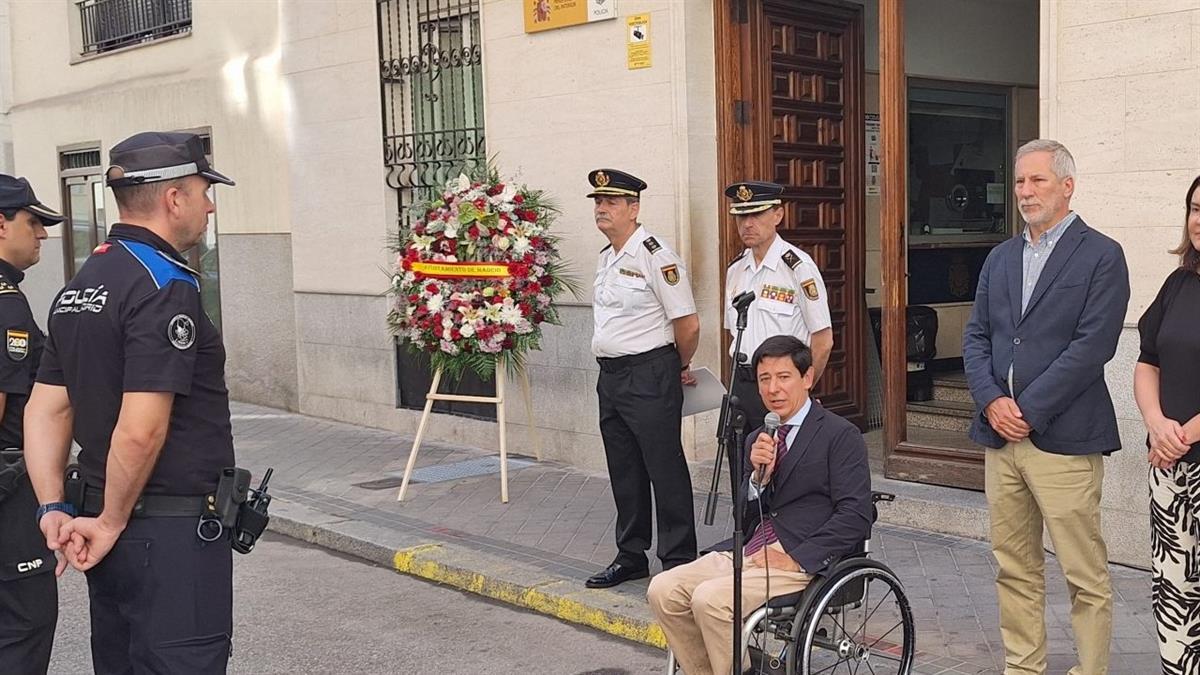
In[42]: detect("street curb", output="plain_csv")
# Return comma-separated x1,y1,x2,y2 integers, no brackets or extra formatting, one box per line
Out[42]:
267,510,668,651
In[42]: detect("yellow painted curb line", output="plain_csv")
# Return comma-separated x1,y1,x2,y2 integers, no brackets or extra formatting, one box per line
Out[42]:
393,544,668,650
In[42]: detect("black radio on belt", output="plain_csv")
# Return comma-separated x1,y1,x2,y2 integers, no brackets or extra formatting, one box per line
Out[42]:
196,467,273,553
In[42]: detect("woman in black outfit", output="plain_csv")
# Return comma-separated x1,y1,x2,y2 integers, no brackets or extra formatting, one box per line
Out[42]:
1135,174,1200,675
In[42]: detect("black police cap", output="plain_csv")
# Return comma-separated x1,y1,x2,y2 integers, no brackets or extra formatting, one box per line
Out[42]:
106,131,235,188
587,168,646,199
725,180,784,215
0,174,63,226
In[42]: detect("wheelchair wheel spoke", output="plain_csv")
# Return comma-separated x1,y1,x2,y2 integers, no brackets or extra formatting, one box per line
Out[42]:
864,620,904,652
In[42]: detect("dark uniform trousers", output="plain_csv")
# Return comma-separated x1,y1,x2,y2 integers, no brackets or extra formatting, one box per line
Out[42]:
85,516,232,675
596,345,697,570
0,476,56,675
728,365,768,493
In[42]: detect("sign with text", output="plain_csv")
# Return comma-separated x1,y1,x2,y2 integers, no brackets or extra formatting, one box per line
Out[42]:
524,0,617,34
626,13,650,69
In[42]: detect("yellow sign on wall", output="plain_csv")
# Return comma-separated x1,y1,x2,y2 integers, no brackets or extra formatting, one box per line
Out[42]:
626,13,650,70
524,0,618,34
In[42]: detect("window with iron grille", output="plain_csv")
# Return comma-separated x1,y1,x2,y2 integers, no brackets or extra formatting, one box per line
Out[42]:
378,0,485,225
377,0,493,417
77,0,192,57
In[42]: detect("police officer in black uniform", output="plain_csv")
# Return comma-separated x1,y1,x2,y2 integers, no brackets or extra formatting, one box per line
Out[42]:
24,131,237,673
0,175,63,674
587,169,700,589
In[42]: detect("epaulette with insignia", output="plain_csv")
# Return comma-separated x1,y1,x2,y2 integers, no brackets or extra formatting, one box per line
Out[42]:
643,237,662,255
600,243,612,254
0,278,18,295
782,250,803,270
727,251,746,268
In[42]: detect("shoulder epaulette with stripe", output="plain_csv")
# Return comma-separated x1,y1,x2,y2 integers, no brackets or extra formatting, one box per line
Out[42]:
727,251,746,268
118,240,200,291
0,278,18,295
600,243,612,254
643,237,662,255
781,249,803,270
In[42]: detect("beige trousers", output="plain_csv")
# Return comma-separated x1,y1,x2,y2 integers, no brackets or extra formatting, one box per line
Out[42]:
985,439,1113,675
646,548,811,675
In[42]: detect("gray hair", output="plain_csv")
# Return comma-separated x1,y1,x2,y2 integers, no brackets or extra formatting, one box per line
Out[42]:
1015,139,1076,180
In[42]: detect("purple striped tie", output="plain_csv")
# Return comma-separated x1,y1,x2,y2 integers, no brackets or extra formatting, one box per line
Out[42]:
744,424,792,557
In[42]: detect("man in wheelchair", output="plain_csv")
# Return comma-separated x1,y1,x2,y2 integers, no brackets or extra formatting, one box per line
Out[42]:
648,335,872,675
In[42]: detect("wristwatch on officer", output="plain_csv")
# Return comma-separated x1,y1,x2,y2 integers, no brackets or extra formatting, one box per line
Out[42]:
36,501,77,524
680,363,690,371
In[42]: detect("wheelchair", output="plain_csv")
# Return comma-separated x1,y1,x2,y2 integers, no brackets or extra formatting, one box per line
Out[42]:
666,492,915,674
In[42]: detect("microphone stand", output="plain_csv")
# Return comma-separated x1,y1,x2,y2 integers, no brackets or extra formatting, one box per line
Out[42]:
703,291,754,525
701,290,755,675
729,411,747,675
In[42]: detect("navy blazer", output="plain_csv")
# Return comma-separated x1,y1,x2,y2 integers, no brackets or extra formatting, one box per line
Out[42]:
713,403,872,574
962,217,1129,454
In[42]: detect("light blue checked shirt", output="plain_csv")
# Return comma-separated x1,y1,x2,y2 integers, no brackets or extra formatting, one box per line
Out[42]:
1008,211,1077,394
1020,212,1077,312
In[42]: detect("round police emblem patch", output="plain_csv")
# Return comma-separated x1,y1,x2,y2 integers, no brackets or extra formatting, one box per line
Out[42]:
167,314,196,350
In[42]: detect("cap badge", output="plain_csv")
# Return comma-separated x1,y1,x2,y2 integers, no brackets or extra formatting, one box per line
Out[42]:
736,185,753,202
595,171,610,188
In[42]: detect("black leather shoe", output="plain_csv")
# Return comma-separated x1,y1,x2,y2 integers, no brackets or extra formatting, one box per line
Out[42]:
585,562,649,589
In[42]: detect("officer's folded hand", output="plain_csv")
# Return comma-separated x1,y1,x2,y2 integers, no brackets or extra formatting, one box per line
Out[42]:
38,510,74,577
61,514,125,572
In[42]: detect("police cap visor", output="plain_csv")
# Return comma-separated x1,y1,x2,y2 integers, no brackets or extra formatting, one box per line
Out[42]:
106,132,236,188
0,175,63,226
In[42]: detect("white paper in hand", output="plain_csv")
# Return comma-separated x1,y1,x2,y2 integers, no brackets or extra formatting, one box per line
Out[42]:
681,367,727,417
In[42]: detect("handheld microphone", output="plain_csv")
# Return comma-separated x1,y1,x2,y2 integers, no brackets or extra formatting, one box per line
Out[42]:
752,411,782,488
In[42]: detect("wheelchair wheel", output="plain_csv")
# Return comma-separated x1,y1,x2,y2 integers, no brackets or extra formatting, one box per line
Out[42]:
792,564,914,674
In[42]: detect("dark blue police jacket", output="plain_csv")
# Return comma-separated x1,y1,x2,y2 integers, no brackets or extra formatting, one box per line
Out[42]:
962,217,1129,455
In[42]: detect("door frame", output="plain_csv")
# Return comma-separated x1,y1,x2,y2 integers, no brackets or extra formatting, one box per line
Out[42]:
713,0,867,429
716,0,986,489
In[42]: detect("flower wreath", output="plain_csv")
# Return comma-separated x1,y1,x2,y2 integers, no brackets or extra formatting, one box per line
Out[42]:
388,171,578,380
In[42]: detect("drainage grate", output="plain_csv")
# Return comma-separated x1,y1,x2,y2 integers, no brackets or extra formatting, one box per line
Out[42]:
353,456,535,490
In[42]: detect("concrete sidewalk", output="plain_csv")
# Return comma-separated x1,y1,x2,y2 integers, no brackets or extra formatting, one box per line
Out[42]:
233,402,1160,674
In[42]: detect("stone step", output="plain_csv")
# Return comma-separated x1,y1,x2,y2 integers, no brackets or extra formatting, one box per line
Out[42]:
907,399,975,433
931,375,974,404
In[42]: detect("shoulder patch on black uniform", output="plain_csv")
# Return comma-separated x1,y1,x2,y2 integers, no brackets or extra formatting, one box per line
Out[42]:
5,329,28,361
727,251,746,268
0,278,18,295
643,237,662,255
782,250,802,270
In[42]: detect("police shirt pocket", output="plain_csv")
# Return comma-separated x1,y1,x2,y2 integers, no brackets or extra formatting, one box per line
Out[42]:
614,274,651,308
154,632,231,674
759,298,796,316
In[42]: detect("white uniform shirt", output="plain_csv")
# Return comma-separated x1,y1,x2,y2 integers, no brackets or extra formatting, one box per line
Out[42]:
724,234,832,360
592,225,697,358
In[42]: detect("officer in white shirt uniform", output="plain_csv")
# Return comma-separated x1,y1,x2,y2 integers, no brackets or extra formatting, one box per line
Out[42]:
723,181,832,490
587,168,700,589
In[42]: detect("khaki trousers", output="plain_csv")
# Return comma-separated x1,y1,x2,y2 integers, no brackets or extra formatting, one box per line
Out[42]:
647,548,811,675
985,439,1112,675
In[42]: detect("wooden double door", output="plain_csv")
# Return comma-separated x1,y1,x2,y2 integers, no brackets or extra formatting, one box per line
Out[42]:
716,0,867,428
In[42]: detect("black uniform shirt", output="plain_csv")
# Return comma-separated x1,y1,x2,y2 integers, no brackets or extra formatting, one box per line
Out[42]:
37,224,234,495
0,258,44,448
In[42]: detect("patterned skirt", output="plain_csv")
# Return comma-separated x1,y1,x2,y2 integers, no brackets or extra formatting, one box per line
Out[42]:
1150,462,1200,675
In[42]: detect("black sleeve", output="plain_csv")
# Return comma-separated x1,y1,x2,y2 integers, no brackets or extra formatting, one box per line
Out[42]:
0,295,37,395
123,281,201,395
1137,269,1182,367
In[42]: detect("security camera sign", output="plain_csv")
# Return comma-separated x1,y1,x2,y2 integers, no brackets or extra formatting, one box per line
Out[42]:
627,13,650,69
